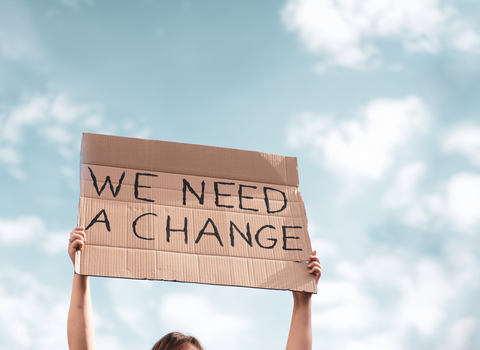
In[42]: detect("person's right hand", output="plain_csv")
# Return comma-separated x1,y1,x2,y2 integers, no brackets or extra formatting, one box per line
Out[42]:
68,227,86,265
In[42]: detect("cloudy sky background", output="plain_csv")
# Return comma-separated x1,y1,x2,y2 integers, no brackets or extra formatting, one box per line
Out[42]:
1,0,480,349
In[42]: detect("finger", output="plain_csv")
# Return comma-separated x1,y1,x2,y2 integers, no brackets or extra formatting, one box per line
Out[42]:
70,238,85,250
308,260,322,273
310,265,322,274
70,228,86,242
69,233,85,244
308,260,321,269
70,227,85,237
310,266,322,281
69,239,85,253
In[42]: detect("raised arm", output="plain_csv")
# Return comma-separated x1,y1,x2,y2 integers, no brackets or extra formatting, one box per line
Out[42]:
67,227,96,350
285,251,322,350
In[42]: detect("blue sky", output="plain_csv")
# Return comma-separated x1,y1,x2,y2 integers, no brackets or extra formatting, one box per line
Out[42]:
1,0,480,349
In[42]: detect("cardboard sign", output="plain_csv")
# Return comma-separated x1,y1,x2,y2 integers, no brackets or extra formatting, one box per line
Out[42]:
76,133,316,293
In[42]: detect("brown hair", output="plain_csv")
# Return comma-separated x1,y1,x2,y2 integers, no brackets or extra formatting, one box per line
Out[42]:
151,332,204,350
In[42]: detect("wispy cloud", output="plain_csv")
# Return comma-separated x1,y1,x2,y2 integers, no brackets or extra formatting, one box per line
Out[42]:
313,252,478,349
0,0,43,61
160,293,252,350
282,0,480,70
0,268,70,349
287,96,430,180
384,165,480,234
0,92,103,178
443,124,480,167
0,91,153,180
436,317,477,350
0,215,69,255
0,215,45,244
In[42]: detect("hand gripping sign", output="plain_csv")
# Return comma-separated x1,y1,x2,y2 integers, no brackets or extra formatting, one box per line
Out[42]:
76,133,316,293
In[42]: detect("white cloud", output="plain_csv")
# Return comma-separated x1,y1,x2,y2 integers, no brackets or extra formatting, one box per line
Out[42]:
24,94,98,140
105,279,155,340
444,173,480,233
287,96,430,180
383,162,444,229
50,94,94,123
454,30,480,52
384,166,480,234
449,20,480,53
41,125,73,145
1,94,51,144
437,317,477,350
0,268,70,350
396,258,454,335
0,0,42,61
82,114,104,129
0,216,69,254
384,162,426,208
313,280,379,332
313,253,472,349
116,305,149,337
311,238,338,258
0,146,21,165
160,294,252,350
282,0,480,70
305,219,338,257
0,91,150,178
443,124,480,166
0,216,45,244
96,335,128,350
342,331,403,350
41,231,69,255
0,92,103,175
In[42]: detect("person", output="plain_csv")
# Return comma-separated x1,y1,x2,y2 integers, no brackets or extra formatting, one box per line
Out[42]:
67,227,322,350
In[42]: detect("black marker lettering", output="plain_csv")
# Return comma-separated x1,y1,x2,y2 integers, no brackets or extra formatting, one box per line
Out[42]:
255,225,277,249
214,182,234,208
132,212,157,240
229,221,252,247
195,218,223,247
263,187,287,214
282,226,302,251
134,172,158,202
85,209,111,232
88,166,125,197
166,216,188,244
182,179,205,205
238,184,258,212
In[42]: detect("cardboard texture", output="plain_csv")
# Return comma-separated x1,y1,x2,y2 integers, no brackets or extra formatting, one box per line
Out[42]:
77,133,316,293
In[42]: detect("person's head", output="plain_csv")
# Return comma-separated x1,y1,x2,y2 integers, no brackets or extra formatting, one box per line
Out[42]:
151,332,203,350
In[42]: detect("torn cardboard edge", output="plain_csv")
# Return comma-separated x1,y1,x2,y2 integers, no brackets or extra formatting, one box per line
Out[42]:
77,133,317,293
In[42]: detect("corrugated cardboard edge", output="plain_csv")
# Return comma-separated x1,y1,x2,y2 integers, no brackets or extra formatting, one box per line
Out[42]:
81,133,299,187
77,245,317,293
